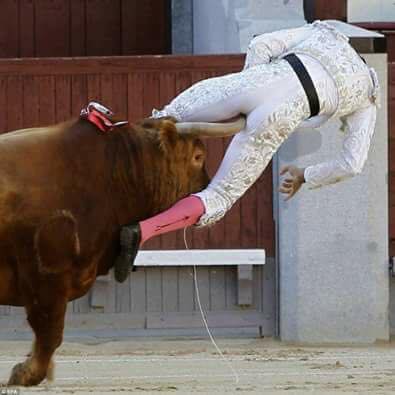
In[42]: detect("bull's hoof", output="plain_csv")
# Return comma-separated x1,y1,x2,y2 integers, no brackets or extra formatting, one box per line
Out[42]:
114,224,141,283
46,359,55,382
8,361,45,387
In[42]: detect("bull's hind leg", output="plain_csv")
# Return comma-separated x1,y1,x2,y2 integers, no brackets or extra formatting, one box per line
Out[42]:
8,211,80,386
8,211,79,386
8,296,67,386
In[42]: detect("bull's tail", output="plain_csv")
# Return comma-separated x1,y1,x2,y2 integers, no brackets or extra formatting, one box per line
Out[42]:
34,210,80,274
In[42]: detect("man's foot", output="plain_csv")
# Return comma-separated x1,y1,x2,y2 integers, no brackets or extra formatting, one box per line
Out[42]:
114,223,141,283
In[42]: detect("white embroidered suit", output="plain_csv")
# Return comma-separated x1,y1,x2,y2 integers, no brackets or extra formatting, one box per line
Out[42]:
153,21,380,227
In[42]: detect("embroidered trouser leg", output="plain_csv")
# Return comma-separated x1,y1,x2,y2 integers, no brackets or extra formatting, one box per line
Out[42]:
194,90,310,226
153,60,302,122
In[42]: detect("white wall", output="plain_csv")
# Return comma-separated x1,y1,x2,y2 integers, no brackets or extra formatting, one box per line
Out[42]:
193,0,305,54
348,0,395,22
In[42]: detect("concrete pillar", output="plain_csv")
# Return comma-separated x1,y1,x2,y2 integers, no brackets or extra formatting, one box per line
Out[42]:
171,0,193,54
192,0,305,54
277,53,389,343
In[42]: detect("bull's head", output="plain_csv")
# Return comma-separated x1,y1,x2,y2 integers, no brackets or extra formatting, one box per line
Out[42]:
136,115,245,214
158,117,210,196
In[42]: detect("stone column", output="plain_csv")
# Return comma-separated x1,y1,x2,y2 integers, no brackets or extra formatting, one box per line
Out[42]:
192,0,305,54
277,52,389,343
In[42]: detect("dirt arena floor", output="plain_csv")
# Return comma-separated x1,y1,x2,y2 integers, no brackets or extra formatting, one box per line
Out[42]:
0,337,394,394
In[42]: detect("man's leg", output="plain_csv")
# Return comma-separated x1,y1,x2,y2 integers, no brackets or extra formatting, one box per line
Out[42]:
114,196,205,282
139,195,205,244
194,91,310,226
153,61,297,122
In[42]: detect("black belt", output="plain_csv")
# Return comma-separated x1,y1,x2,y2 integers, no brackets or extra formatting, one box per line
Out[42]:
283,54,320,118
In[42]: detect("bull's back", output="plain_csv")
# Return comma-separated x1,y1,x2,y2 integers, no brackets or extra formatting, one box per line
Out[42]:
0,120,112,232
0,124,70,222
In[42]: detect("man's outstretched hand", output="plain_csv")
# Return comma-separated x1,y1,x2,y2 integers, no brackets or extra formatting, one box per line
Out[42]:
279,165,305,201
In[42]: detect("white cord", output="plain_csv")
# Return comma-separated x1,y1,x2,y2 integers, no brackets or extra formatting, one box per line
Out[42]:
183,228,240,384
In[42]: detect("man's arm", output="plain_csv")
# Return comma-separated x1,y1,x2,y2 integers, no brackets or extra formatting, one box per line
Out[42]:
279,104,377,199
304,104,377,189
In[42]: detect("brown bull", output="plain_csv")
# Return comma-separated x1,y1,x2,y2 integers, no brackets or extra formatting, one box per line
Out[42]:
0,114,213,386
0,108,246,386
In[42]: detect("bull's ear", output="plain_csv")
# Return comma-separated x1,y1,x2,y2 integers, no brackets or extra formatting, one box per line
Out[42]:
158,120,178,152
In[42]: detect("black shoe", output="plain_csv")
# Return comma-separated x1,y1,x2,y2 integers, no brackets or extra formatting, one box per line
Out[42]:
114,223,141,283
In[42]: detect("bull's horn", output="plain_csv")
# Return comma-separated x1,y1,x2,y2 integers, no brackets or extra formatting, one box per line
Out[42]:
175,115,246,137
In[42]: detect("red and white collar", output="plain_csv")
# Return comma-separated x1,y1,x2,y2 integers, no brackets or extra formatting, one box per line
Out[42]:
80,102,129,132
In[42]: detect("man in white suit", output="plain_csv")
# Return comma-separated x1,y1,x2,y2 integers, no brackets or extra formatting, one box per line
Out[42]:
114,20,380,282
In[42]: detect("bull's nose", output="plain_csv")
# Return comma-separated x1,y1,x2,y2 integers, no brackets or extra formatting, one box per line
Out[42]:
203,171,210,188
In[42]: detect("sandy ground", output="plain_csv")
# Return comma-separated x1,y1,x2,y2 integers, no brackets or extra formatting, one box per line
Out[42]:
0,337,394,394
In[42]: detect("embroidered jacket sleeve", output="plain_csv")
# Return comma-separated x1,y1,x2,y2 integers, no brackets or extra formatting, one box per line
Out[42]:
244,25,313,69
304,104,377,189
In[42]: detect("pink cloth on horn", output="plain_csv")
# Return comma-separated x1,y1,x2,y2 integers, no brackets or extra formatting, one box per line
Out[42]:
139,195,205,246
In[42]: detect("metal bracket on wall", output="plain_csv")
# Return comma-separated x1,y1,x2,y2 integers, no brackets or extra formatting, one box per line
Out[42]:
90,274,111,310
237,264,254,306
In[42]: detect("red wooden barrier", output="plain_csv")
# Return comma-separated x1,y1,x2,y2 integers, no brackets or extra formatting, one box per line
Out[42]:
0,54,275,254
304,0,347,22
0,0,170,58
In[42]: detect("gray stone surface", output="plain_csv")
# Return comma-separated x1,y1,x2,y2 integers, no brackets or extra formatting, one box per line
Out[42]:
192,0,305,54
277,54,389,343
171,0,193,54
348,0,395,23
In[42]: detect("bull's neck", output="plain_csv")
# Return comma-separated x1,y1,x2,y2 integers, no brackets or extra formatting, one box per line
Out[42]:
110,129,178,225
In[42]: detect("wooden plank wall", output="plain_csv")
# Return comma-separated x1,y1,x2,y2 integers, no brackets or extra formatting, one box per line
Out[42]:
0,262,276,333
0,0,170,58
0,55,275,253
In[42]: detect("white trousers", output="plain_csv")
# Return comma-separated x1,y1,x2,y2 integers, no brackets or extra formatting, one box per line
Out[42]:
155,55,338,226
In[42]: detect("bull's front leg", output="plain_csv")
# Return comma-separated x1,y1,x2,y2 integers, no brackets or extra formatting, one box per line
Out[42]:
8,296,67,386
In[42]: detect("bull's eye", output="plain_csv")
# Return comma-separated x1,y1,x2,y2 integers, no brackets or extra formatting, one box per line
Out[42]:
191,150,205,169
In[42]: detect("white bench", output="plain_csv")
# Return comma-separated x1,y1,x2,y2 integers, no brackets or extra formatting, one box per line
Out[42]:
135,249,266,267
135,249,266,306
